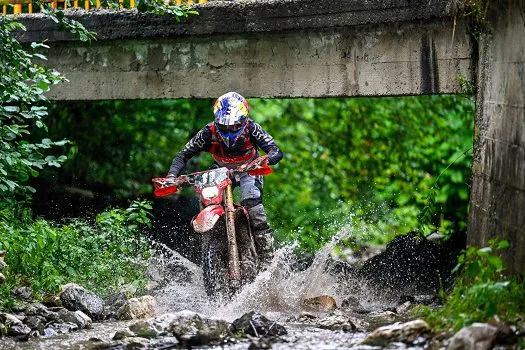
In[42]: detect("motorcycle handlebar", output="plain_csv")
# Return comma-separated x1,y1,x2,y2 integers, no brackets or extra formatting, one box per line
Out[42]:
152,156,271,196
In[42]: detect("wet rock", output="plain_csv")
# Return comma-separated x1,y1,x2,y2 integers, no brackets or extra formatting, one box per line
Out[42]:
302,295,337,312
103,284,138,319
48,321,79,334
42,327,58,338
362,319,431,346
231,311,287,337
0,273,5,283
58,309,92,329
12,286,33,301
447,322,498,350
297,311,317,321
395,301,413,314
113,328,135,340
1,313,32,337
316,310,356,332
117,295,156,320
128,310,230,346
23,315,46,334
248,337,273,349
369,310,398,322
60,283,105,320
169,310,230,345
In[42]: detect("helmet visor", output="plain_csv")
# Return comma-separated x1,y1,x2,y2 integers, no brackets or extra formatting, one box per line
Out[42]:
217,123,243,133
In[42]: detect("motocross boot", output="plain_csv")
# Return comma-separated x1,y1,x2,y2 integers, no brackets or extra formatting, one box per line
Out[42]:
247,204,274,269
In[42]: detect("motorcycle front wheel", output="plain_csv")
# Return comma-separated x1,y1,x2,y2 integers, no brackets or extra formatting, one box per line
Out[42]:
201,235,230,299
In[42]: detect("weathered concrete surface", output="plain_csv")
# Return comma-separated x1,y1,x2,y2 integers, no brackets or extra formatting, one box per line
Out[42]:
13,0,473,99
468,1,525,275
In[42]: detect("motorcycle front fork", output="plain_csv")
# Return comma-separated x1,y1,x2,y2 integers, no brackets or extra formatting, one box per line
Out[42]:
224,184,241,287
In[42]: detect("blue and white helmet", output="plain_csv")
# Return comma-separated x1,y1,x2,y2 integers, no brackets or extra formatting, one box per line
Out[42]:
213,92,249,147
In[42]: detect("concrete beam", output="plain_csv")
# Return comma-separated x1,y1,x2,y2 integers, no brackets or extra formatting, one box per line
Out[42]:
13,0,473,100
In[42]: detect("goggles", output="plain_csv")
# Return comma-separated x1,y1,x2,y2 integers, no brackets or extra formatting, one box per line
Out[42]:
217,123,243,133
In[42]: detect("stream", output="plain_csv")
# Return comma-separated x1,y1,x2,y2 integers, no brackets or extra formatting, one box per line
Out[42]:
0,229,426,349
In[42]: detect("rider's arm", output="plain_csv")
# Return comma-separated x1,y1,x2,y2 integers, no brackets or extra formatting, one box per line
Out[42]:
249,121,283,165
168,126,212,177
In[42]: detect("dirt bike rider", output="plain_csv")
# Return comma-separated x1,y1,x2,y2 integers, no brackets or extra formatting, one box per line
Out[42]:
166,92,283,265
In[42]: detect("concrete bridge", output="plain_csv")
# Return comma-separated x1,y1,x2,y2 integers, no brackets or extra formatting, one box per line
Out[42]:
14,0,525,274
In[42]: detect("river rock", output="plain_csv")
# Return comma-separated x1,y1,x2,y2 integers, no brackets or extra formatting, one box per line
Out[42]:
316,310,357,332
362,319,431,346
12,286,33,301
117,295,156,320
231,311,287,337
447,323,498,350
128,310,230,346
60,283,105,320
47,321,79,334
58,309,92,329
302,295,337,311
23,315,46,334
1,313,32,337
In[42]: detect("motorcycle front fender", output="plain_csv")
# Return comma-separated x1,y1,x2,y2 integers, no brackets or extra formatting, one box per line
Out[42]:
192,205,225,233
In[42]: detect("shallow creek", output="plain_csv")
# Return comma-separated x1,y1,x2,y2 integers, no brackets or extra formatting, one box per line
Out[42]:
0,235,417,349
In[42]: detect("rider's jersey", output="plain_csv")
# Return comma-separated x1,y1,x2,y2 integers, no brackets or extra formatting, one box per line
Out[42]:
168,118,283,176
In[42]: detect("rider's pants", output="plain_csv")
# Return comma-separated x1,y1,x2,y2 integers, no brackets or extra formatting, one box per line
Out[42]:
235,172,274,264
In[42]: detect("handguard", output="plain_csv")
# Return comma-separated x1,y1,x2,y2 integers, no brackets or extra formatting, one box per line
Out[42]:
152,177,179,197
240,155,273,176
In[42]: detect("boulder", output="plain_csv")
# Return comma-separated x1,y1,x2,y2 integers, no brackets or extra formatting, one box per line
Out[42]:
117,295,156,320
231,311,287,337
362,319,431,346
447,323,498,350
58,309,92,329
60,283,104,320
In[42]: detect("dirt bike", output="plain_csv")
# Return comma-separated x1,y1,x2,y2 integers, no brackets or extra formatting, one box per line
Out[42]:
152,156,272,297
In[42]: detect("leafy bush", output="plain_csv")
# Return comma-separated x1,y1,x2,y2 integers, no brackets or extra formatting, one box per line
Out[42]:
0,200,153,308
0,17,67,195
417,240,525,332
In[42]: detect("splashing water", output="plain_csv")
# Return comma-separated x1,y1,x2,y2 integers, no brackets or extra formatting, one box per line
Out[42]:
149,224,383,322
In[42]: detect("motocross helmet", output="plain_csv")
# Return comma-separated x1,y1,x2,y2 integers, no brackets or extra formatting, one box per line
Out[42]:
213,92,249,148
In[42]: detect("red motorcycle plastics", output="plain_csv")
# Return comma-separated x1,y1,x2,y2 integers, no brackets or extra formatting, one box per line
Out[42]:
192,205,225,233
153,185,178,197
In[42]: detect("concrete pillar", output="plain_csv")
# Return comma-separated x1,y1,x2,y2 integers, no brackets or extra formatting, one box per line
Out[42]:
468,1,525,275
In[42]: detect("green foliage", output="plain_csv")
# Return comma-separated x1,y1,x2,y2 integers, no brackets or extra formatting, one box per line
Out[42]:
43,96,474,251
0,200,153,307
137,0,198,19
0,17,67,196
417,240,525,332
42,7,97,42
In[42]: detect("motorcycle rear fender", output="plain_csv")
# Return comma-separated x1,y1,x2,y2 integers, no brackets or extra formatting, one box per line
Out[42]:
192,205,225,233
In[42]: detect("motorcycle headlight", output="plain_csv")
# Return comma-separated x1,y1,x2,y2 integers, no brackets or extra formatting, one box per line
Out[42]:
201,186,220,199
